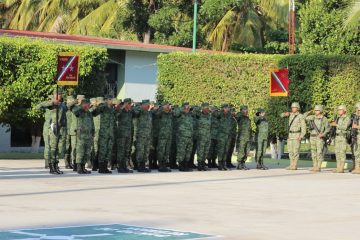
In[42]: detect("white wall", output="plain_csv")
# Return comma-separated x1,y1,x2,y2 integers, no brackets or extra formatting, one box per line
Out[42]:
0,124,11,151
123,51,159,102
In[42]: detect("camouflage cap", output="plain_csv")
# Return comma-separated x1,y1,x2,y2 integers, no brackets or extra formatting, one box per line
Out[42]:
82,98,90,104
314,105,323,112
76,95,85,100
96,97,105,104
240,105,248,111
355,102,360,110
104,94,113,100
201,102,210,108
256,108,266,113
291,102,300,109
90,98,97,104
162,101,170,106
123,98,132,103
66,96,75,101
221,104,229,108
182,102,190,107
142,99,150,104
337,105,347,111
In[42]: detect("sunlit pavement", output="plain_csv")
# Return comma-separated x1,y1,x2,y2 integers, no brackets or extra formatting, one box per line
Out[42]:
0,159,359,240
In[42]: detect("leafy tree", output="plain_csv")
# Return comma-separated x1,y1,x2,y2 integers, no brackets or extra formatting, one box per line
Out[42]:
299,0,359,55
200,0,289,51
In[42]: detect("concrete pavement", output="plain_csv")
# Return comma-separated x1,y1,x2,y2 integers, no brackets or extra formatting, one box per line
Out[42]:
0,159,359,240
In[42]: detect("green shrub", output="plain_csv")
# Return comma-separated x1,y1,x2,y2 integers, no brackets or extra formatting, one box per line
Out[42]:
0,36,108,125
157,52,360,136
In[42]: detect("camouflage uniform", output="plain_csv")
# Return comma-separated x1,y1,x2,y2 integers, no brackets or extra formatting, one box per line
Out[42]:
254,109,269,170
281,102,306,170
169,105,179,169
156,103,173,172
149,103,160,169
351,103,360,174
36,95,53,169
207,107,219,168
116,98,134,173
226,109,237,168
304,105,330,172
134,100,152,172
236,106,252,170
333,105,351,173
174,103,194,171
91,97,103,170
72,100,94,174
190,106,199,169
194,103,211,171
64,96,75,169
92,96,115,174
216,104,232,170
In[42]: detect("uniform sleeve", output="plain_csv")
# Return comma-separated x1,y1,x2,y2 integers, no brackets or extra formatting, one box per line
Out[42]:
300,115,307,138
280,113,288,118
323,118,330,136
305,115,315,122
337,116,351,131
36,100,53,110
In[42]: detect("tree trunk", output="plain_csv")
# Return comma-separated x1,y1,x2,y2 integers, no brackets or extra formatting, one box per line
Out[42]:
143,29,151,44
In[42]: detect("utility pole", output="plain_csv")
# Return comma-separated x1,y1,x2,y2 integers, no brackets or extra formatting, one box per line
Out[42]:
192,0,198,53
288,0,295,54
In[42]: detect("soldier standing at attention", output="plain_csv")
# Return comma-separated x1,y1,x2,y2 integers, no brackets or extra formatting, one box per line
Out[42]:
330,105,351,173
226,107,237,168
169,104,179,169
281,102,306,170
72,99,94,174
88,97,97,170
91,97,104,171
254,109,269,170
110,98,121,170
116,98,134,173
156,102,173,172
304,105,330,172
216,104,232,171
149,102,160,169
350,103,360,174
194,102,212,171
64,96,75,169
174,102,194,172
92,95,114,174
207,106,219,168
36,95,53,169
190,105,199,169
134,100,153,173
236,105,252,170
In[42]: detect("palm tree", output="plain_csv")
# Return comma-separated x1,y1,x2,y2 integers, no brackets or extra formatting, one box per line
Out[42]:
201,0,288,51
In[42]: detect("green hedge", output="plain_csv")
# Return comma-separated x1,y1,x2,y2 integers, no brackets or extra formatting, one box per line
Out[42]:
157,52,360,136
0,36,108,124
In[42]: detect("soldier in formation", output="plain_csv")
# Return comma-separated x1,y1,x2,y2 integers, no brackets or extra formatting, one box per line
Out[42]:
37,94,359,175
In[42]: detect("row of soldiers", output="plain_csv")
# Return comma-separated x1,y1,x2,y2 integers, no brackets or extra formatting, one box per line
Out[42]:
37,90,269,174
37,90,360,175
281,102,360,174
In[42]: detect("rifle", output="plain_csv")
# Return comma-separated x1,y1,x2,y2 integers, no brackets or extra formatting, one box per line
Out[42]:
326,114,338,145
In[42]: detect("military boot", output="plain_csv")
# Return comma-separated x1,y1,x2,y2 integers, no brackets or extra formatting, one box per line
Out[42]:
77,164,84,174
92,160,99,171
73,161,77,172
211,159,218,168
54,162,63,174
82,164,91,174
137,162,151,173
49,163,56,174
179,162,186,172
352,161,360,174
256,161,262,169
103,162,112,174
158,162,172,172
